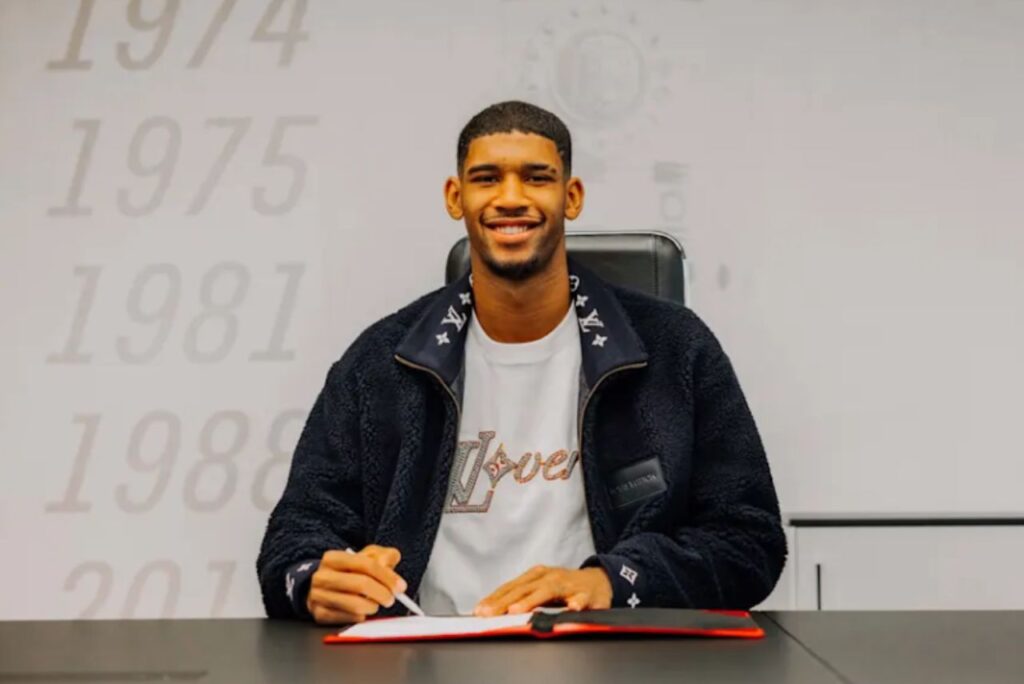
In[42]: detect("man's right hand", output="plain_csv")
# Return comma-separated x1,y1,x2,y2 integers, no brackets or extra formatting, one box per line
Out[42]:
305,545,407,625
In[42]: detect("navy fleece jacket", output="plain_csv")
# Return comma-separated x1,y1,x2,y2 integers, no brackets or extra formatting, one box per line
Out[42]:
256,258,787,619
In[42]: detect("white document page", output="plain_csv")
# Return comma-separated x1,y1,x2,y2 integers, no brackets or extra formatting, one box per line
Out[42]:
337,613,533,640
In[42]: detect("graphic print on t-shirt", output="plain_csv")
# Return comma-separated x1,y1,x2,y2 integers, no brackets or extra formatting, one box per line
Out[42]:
445,430,581,514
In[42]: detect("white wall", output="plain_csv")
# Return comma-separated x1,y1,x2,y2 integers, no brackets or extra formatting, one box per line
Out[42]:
2,0,1022,619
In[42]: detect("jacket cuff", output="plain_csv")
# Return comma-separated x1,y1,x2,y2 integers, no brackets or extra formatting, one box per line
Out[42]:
284,558,321,619
581,553,649,610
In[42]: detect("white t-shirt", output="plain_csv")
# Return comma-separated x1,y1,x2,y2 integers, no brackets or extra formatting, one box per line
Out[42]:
417,304,597,615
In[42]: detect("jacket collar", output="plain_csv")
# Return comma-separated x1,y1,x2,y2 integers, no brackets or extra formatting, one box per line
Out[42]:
394,256,649,390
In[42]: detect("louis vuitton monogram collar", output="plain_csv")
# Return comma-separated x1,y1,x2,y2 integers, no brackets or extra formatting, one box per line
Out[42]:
394,257,648,391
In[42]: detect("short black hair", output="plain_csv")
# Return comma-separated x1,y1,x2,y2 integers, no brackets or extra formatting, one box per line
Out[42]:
456,100,572,178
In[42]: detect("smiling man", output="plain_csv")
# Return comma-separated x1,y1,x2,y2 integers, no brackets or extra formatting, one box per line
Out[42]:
257,101,787,624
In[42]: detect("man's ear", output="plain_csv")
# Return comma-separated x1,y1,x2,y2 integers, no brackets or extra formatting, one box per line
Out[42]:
564,177,585,221
444,176,463,220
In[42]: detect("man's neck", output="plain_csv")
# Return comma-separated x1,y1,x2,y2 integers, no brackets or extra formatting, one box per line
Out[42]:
470,257,571,343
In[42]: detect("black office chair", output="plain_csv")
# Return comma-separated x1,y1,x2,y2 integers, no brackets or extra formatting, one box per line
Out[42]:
445,230,688,306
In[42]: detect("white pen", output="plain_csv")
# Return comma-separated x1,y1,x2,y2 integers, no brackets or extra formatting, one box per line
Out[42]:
344,547,425,617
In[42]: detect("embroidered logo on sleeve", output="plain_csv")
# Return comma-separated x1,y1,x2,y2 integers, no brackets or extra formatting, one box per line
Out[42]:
296,562,313,573
285,573,296,601
459,291,472,306
436,332,450,346
619,564,638,585
627,592,641,609
592,334,607,347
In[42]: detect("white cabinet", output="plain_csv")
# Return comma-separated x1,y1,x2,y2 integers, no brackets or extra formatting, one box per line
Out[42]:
792,524,1024,610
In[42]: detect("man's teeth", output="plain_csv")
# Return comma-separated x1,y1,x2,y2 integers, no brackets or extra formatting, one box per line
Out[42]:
494,225,531,234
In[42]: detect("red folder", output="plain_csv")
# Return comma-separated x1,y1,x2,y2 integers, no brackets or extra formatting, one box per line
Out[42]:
324,608,763,644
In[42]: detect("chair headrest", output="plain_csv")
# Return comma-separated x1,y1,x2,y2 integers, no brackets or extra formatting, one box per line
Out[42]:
445,231,687,305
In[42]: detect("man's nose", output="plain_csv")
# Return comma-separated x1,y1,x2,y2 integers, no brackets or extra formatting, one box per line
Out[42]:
493,175,528,210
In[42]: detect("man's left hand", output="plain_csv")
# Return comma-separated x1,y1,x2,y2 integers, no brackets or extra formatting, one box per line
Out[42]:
474,565,612,616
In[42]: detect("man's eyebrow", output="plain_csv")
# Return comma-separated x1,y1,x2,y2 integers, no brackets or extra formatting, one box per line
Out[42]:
522,163,557,174
466,164,500,175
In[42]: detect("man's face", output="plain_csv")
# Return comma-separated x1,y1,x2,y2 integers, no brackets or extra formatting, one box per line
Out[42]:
445,131,583,282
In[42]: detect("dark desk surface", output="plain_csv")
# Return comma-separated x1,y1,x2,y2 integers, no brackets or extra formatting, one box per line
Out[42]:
0,615,842,684
770,611,1024,684
1,612,1022,684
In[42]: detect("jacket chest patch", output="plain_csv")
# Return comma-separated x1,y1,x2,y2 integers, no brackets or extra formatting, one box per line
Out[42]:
607,457,667,510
